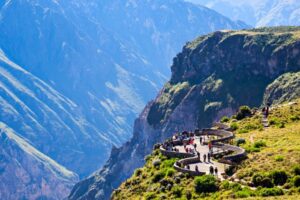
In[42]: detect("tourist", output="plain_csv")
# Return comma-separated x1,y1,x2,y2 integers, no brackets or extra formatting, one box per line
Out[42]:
195,165,199,172
203,154,207,162
200,136,203,145
209,166,214,175
197,152,201,161
214,167,218,176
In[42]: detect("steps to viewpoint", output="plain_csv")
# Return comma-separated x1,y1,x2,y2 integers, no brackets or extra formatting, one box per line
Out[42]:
160,123,246,179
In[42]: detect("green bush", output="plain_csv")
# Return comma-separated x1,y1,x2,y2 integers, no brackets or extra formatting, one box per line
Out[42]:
172,186,182,198
161,159,176,168
221,116,230,123
274,155,284,162
252,173,274,188
258,187,284,197
270,170,288,186
134,169,142,176
253,140,266,148
145,192,156,200
293,176,300,187
293,165,300,175
290,115,300,122
152,171,166,183
166,168,175,177
236,106,252,120
235,138,246,146
185,190,192,200
234,187,254,198
230,122,239,131
194,175,218,193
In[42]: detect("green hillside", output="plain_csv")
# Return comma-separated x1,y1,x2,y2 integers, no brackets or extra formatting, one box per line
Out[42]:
112,99,300,200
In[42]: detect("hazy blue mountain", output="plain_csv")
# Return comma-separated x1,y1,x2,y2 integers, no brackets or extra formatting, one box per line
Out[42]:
187,0,300,27
0,122,78,200
0,49,110,179
0,0,246,179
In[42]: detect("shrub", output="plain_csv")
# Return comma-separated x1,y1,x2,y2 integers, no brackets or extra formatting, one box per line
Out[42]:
293,176,300,187
274,155,284,162
152,171,165,183
293,165,300,175
221,116,230,123
162,159,176,168
258,187,284,197
270,170,288,185
253,140,266,148
252,173,273,188
152,159,161,167
290,115,300,122
185,190,192,200
194,175,218,193
166,168,175,177
236,138,246,146
230,122,239,131
234,187,253,198
145,192,156,200
134,169,142,176
236,106,252,120
172,186,182,198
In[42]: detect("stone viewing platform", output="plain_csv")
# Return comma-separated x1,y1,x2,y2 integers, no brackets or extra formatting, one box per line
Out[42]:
159,122,246,179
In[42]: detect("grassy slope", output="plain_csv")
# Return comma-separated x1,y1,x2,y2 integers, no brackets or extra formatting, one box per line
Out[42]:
112,99,300,200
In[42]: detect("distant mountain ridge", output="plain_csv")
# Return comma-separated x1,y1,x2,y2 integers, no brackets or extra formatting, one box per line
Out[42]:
187,0,300,27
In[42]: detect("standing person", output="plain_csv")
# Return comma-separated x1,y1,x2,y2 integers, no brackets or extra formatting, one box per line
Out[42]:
208,141,213,154
195,165,199,172
214,167,218,176
203,154,207,163
209,166,214,175
197,152,201,161
266,106,269,118
200,136,203,145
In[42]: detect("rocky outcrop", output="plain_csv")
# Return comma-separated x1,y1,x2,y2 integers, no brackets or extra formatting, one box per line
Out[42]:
69,27,300,200
263,71,300,105
0,122,78,200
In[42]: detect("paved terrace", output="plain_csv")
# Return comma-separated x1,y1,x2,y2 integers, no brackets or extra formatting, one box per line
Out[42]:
160,123,246,179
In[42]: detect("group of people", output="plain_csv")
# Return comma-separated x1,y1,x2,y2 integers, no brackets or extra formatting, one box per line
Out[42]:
163,130,221,176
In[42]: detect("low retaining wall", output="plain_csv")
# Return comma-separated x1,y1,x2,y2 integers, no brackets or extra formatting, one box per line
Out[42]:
160,146,195,159
174,157,206,176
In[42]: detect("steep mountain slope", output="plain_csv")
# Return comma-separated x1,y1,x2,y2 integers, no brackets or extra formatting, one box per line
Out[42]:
263,71,300,105
69,27,300,200
0,0,247,178
0,122,78,200
112,98,300,200
187,0,300,27
0,49,110,177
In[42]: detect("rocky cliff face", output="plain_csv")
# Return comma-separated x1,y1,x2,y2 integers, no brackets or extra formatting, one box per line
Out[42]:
263,71,300,105
69,27,300,200
0,122,78,200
